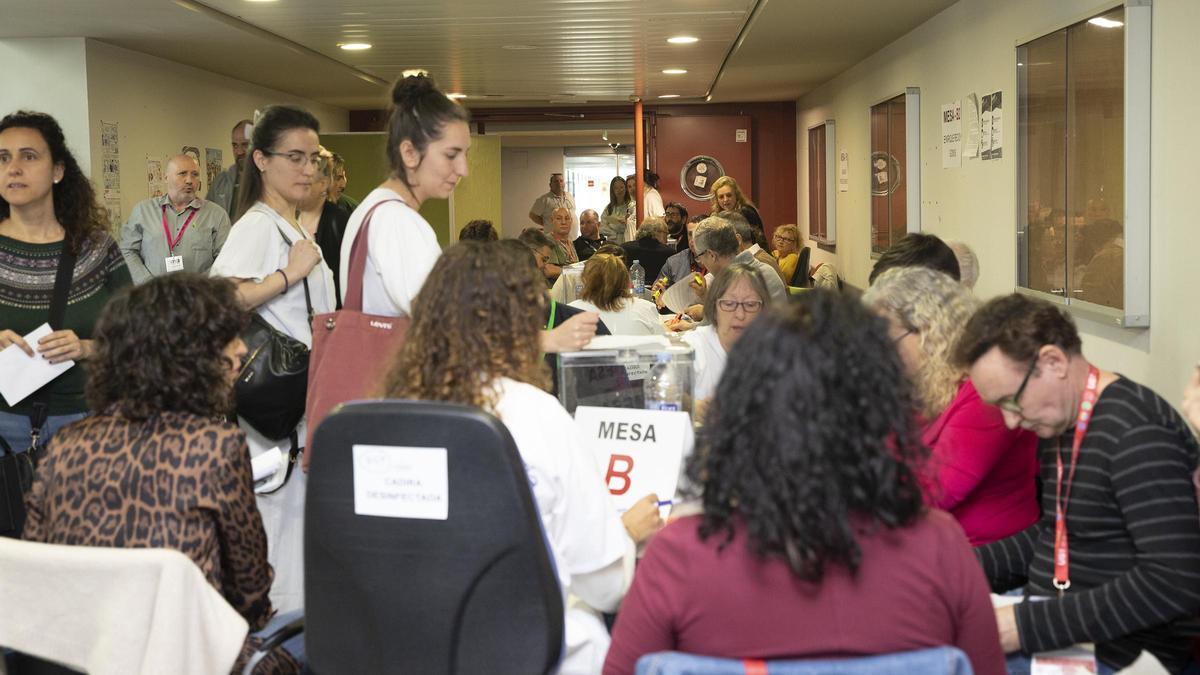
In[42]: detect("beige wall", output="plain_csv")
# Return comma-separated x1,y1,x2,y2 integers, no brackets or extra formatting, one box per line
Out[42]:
84,39,348,225
796,0,1200,402
500,146,565,238
0,38,92,173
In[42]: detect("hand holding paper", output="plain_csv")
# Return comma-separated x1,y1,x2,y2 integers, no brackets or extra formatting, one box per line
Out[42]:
0,323,75,407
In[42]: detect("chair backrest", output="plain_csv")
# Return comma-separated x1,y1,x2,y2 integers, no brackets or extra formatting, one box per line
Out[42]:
789,246,813,287
634,647,974,675
0,539,248,675
304,400,565,675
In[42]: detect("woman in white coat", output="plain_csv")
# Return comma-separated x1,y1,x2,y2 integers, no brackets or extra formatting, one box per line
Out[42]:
382,241,664,673
210,104,336,614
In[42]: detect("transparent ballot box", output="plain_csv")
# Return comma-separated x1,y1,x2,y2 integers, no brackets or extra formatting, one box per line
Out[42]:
557,336,694,415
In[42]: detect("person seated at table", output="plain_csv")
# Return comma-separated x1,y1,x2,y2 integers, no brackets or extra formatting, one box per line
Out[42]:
620,218,674,282
682,263,772,416
22,273,299,674
381,242,663,673
518,227,558,286
569,253,665,336
868,232,960,285
863,266,1038,546
771,224,802,284
603,290,1004,675
458,218,498,242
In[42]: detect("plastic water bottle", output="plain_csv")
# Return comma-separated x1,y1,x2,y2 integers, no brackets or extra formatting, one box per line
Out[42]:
644,353,682,411
630,260,646,296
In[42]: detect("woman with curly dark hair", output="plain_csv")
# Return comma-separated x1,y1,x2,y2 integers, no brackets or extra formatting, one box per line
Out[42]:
603,291,1005,675
22,273,300,674
0,111,131,456
382,241,662,673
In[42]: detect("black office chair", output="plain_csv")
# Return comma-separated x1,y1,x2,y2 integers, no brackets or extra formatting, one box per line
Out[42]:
789,246,812,288
304,400,564,675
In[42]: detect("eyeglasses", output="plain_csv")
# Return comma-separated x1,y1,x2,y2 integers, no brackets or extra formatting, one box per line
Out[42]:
717,299,763,314
996,358,1039,414
773,234,797,243
892,329,914,345
261,149,323,168
694,248,710,259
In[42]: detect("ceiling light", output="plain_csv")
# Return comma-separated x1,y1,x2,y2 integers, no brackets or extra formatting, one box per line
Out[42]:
667,36,699,44
658,94,680,99
662,69,688,75
447,93,467,100
1087,17,1123,28
338,42,372,51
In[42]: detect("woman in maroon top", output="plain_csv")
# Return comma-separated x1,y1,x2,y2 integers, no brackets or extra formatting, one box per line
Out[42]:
864,266,1039,546
603,291,1005,675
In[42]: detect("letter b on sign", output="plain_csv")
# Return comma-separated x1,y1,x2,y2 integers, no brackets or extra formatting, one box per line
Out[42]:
605,454,634,495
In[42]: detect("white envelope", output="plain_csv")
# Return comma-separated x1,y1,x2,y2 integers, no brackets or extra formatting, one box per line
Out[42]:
0,323,75,407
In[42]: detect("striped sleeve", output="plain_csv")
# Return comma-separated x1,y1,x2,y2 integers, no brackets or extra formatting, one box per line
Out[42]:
1014,418,1200,653
976,520,1041,592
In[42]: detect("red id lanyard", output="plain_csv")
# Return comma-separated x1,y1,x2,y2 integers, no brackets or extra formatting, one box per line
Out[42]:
161,204,198,254
1053,364,1101,596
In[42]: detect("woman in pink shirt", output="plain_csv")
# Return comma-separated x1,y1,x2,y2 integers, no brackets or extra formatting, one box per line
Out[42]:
864,266,1039,545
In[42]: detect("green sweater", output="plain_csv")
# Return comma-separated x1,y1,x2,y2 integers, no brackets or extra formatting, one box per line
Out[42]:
0,233,132,416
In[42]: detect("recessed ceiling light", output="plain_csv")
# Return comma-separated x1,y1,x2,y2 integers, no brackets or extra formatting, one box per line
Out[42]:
1087,17,1123,28
667,36,699,45
338,42,372,51
402,69,428,77
502,44,538,51
658,94,680,99
447,93,467,100
662,69,688,75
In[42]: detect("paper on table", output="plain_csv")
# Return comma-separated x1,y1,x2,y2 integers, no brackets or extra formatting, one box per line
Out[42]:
661,277,700,314
251,447,283,482
0,323,74,407
582,335,671,351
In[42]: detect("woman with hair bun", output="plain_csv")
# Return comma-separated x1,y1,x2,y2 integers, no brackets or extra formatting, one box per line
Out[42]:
0,111,131,464
339,74,471,317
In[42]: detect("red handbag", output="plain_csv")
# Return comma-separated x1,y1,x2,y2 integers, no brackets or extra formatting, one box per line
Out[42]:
303,200,410,470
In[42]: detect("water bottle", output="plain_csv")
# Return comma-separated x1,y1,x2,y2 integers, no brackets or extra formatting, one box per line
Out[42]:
630,260,646,296
644,353,682,411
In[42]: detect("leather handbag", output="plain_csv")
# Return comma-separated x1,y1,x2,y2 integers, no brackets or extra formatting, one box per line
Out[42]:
0,246,76,537
234,225,315,441
303,199,411,470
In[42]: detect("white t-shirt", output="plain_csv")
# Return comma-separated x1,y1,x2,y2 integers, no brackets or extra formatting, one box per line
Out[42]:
644,187,665,218
339,187,441,317
491,378,633,674
682,324,727,401
568,297,665,336
210,202,336,347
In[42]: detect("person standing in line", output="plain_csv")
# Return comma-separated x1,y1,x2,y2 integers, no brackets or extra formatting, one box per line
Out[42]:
529,172,578,241
600,176,633,244
209,104,336,615
0,111,132,459
207,118,252,217
329,153,359,214
120,153,230,284
641,172,665,219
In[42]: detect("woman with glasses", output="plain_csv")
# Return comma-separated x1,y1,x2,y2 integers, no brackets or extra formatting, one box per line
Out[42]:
682,264,772,416
569,253,664,335
771,224,802,284
863,266,1038,546
210,104,337,614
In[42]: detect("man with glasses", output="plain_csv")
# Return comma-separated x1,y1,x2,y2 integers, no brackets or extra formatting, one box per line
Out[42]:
693,218,787,306
207,119,252,217
954,293,1200,674
119,154,230,284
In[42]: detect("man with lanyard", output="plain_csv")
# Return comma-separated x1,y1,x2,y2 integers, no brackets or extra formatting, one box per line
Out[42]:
954,293,1200,674
119,154,231,284
529,172,578,241
207,119,251,217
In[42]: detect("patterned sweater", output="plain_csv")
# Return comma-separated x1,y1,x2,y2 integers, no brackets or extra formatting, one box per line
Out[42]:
0,233,131,415
975,377,1200,671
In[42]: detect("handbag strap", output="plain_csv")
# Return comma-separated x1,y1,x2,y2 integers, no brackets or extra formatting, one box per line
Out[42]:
273,224,315,325
344,199,406,312
28,245,77,439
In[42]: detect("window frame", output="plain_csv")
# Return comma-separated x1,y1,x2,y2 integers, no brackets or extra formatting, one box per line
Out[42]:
869,88,922,257
807,119,837,246
1014,1,1151,328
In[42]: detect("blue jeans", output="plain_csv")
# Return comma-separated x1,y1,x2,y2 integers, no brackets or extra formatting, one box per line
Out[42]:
0,410,87,454
1005,653,1115,675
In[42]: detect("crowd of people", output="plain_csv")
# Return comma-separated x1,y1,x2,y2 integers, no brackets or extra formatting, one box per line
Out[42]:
2,70,1200,675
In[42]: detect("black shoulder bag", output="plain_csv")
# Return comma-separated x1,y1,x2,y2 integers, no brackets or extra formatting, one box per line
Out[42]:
0,246,77,537
234,225,313,443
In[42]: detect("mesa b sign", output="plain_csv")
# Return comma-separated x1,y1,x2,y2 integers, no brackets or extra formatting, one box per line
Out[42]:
573,406,693,514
